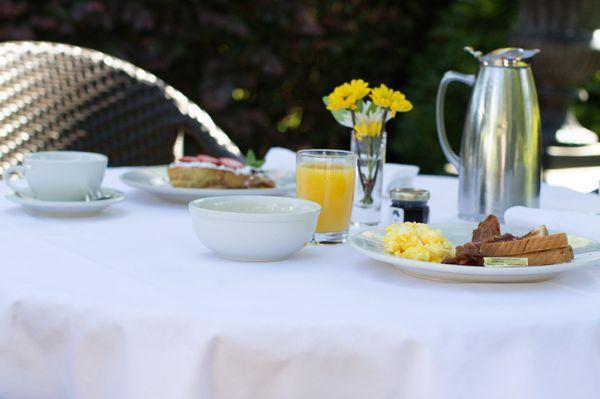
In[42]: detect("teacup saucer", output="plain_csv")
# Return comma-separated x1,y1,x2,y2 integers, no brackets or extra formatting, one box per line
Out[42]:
5,187,125,216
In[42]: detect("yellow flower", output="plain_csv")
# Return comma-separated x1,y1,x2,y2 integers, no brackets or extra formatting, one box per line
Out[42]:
348,79,371,100
326,79,370,111
354,120,382,141
353,111,383,141
370,84,413,114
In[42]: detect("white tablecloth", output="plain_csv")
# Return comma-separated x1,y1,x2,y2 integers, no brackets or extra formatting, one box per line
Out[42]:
1,167,600,399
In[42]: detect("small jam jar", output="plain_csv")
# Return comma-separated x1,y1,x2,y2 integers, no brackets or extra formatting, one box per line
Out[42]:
389,188,430,224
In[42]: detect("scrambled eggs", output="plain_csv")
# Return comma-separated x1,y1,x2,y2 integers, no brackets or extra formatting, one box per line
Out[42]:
383,222,454,263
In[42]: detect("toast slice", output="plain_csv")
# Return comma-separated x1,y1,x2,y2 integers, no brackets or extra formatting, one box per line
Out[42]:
481,233,569,256
444,217,576,267
516,246,574,266
520,225,549,239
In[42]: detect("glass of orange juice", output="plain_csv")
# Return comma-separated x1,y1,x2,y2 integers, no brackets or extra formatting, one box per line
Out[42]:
296,149,356,244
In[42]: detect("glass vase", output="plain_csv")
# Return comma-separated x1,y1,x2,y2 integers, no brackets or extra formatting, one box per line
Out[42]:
350,130,386,226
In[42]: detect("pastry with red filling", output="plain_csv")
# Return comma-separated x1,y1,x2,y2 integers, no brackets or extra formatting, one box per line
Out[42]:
167,155,276,189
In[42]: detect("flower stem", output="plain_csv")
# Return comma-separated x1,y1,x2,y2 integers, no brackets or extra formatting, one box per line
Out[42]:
353,131,367,194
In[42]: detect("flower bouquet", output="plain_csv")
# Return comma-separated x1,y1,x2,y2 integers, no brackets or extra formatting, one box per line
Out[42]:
324,79,412,225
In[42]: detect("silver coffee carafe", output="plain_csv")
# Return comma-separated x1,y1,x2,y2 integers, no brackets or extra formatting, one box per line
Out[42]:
436,47,542,222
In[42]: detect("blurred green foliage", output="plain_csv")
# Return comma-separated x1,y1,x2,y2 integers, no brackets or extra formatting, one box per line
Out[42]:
574,71,600,136
0,0,598,172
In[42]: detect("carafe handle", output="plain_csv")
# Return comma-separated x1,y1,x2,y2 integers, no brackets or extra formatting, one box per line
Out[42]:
435,71,476,170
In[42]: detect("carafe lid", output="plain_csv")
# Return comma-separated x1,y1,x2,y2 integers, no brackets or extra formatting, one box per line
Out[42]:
465,47,540,67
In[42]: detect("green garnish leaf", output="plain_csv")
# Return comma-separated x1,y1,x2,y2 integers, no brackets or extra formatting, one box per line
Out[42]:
246,149,265,168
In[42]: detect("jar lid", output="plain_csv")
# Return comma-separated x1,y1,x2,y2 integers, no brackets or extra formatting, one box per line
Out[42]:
390,188,430,202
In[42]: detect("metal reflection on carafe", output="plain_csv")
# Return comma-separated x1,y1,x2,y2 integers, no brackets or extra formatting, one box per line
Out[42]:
436,47,542,222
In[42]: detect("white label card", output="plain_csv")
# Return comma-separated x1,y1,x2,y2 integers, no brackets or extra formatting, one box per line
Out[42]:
483,257,529,267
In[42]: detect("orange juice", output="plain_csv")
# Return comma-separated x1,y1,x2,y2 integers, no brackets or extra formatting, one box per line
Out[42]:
297,163,355,232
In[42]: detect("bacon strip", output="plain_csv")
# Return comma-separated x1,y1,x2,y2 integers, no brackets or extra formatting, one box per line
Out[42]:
443,215,517,266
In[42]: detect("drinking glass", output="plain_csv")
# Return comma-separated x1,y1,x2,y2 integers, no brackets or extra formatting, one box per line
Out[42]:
296,149,356,244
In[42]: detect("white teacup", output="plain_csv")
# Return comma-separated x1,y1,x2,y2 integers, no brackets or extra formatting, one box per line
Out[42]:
4,151,108,201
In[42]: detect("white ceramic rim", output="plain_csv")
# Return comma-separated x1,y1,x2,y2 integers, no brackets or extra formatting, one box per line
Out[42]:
297,149,355,158
120,166,296,198
25,151,108,162
189,195,321,222
5,187,125,207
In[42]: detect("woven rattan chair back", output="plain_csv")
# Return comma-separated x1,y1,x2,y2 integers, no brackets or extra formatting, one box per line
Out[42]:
0,41,241,177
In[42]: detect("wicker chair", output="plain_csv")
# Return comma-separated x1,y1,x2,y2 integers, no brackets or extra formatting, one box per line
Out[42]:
0,41,242,177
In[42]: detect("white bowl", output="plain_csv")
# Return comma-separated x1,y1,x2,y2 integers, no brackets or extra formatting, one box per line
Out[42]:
189,196,321,261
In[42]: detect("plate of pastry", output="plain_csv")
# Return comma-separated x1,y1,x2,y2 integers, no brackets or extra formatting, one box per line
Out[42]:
350,215,600,283
120,154,295,202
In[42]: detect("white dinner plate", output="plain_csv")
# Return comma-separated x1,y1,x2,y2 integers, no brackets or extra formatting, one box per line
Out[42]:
350,223,600,283
120,166,295,202
6,187,125,216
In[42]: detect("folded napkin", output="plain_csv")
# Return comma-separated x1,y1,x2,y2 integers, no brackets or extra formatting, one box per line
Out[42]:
505,206,600,243
264,147,296,172
384,164,420,197
263,147,420,192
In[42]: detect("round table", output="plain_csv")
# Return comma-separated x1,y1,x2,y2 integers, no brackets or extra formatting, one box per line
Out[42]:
1,167,599,399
